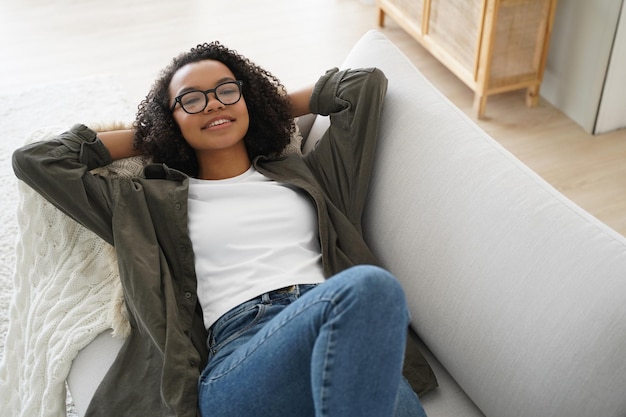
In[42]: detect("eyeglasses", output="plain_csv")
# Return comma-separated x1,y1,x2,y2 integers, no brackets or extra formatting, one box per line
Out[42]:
171,80,244,114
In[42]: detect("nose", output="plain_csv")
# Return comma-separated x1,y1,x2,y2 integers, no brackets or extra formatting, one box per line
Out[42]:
203,92,224,113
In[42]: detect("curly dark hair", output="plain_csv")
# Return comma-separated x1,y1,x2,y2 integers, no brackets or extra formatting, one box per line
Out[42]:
133,41,294,176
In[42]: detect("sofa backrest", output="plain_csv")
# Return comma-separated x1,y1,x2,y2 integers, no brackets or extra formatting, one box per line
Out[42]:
303,30,626,417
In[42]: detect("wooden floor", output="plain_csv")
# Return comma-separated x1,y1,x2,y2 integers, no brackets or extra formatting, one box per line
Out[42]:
1,0,624,236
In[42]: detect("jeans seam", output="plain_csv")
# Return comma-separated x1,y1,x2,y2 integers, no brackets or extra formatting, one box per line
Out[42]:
319,319,335,417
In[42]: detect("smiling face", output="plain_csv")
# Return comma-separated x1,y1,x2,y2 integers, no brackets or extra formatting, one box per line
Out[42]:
169,59,250,161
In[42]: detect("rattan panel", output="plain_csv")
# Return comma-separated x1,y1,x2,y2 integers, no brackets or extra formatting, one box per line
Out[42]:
489,0,552,88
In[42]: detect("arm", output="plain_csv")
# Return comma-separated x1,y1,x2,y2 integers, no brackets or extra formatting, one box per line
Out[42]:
97,129,141,161
13,124,119,244
305,68,388,226
288,86,314,118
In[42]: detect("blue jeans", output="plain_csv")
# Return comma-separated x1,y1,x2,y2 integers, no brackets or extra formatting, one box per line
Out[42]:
198,265,427,417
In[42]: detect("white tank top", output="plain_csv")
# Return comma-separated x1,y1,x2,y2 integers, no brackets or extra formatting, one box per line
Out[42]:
188,166,325,329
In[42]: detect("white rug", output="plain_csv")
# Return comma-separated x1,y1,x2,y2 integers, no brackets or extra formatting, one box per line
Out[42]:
0,75,136,416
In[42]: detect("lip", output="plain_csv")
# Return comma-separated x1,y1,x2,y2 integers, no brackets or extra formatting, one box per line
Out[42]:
202,116,235,130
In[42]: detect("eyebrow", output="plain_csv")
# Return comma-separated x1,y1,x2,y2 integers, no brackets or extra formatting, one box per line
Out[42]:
176,77,236,96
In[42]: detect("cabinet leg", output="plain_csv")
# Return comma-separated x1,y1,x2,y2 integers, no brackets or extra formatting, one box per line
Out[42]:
526,86,540,107
473,93,487,119
378,7,385,27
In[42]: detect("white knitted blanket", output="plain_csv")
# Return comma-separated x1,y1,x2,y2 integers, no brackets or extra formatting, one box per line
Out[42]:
0,76,136,417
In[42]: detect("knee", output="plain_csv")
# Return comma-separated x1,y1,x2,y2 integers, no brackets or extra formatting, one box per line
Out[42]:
342,265,408,315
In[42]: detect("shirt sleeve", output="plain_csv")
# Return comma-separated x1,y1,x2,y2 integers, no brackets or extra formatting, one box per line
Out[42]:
12,124,117,245
306,67,389,231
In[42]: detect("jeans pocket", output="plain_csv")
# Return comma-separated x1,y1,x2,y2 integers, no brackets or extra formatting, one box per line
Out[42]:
201,303,266,384
209,303,266,358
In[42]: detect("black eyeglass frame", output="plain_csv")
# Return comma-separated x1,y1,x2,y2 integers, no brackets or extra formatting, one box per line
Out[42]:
170,80,244,114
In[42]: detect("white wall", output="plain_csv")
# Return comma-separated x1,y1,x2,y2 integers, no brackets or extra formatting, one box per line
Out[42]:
541,0,625,134
596,1,626,134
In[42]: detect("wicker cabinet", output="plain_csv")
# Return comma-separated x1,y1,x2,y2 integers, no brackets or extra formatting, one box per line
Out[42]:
378,0,558,118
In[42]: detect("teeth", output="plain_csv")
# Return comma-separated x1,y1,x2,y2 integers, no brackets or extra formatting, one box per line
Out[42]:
208,119,230,128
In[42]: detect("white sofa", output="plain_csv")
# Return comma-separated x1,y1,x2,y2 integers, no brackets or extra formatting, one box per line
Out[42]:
67,30,626,417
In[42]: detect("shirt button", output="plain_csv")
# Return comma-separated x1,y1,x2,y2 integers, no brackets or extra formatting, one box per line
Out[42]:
174,202,182,210
184,291,192,299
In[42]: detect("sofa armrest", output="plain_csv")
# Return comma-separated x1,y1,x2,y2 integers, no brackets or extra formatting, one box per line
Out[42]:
342,30,626,417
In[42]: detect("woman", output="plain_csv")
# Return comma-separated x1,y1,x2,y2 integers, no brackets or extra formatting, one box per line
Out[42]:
13,42,428,417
